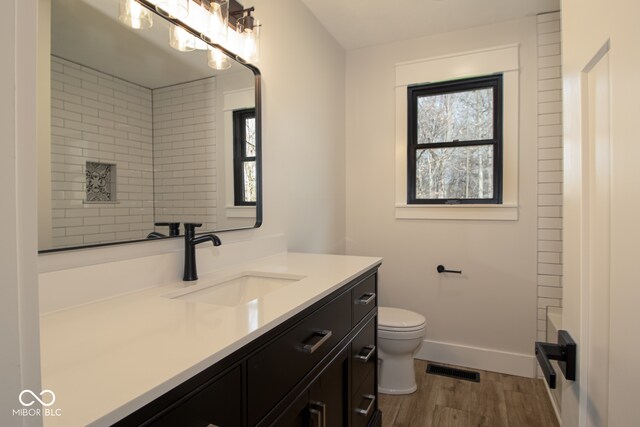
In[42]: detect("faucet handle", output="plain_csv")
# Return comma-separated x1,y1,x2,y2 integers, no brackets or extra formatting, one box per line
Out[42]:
155,222,181,236
183,223,203,229
183,223,203,236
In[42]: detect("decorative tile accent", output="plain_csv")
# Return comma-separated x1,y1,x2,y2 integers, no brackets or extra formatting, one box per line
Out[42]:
85,161,116,203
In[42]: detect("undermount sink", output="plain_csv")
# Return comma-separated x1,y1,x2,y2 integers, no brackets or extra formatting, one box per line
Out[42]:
166,272,305,307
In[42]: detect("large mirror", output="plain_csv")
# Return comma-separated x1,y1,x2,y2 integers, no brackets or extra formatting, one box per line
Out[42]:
38,0,261,252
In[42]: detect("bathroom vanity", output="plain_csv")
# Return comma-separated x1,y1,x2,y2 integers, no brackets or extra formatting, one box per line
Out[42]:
39,252,382,427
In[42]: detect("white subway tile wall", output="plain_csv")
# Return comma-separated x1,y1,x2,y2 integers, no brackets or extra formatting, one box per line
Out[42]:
51,56,154,248
536,12,563,342
152,78,217,231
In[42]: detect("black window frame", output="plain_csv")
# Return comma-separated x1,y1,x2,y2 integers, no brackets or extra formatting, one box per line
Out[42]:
233,108,257,206
407,74,503,205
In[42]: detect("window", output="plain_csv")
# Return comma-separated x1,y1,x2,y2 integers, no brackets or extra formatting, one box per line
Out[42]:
407,75,503,204
233,108,257,206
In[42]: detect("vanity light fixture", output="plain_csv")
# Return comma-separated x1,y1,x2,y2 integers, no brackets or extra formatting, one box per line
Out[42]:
207,47,231,70
123,0,261,67
119,0,153,29
232,7,260,64
154,0,189,19
169,25,196,51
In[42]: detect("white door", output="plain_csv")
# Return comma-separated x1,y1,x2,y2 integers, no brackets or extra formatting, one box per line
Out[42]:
561,46,612,427
562,0,640,424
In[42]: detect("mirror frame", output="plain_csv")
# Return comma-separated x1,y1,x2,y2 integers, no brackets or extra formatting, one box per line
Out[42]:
39,0,262,254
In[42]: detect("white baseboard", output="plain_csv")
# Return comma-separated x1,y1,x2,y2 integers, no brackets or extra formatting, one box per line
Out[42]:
415,339,537,378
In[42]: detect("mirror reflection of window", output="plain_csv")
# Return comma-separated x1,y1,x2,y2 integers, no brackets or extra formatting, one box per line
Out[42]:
232,108,257,205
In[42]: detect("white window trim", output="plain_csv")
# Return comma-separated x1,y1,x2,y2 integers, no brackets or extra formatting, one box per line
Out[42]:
223,88,256,219
395,45,520,221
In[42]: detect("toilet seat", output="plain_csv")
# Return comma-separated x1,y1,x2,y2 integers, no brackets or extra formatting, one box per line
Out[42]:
378,307,426,332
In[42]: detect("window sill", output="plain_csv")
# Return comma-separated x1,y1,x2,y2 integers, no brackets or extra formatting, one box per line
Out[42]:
225,205,257,219
395,203,518,221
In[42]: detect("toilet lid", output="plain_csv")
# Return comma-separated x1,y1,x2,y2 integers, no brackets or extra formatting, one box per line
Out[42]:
378,307,426,331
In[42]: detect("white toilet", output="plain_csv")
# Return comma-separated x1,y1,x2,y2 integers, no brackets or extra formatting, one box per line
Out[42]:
377,306,427,394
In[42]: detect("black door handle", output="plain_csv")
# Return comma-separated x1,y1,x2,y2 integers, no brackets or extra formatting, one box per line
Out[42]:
535,330,576,389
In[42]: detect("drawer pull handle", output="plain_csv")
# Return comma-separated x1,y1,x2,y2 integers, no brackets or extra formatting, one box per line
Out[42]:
309,400,326,427
355,292,376,305
354,345,376,363
300,330,333,354
355,394,376,417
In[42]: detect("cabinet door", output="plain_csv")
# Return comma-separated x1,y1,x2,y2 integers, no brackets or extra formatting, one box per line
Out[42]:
309,351,349,427
271,390,310,427
272,351,349,427
148,366,242,427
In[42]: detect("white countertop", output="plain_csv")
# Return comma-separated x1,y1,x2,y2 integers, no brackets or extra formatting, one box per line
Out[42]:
40,252,381,427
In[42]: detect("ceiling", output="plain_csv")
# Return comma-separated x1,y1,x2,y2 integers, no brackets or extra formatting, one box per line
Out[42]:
52,0,244,89
300,0,560,50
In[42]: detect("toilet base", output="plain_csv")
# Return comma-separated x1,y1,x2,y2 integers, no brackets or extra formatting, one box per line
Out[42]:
378,384,417,395
378,351,419,395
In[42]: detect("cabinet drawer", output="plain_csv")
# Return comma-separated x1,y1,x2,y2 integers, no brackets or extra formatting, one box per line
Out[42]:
351,317,376,393
352,274,377,327
247,290,351,426
352,370,376,427
148,366,242,427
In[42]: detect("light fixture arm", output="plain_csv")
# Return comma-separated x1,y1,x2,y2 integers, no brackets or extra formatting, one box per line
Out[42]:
132,0,261,65
231,7,255,32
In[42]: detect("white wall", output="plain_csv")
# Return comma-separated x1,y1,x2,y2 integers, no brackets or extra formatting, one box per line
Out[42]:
345,17,539,376
249,0,346,254
1,0,42,426
562,0,640,424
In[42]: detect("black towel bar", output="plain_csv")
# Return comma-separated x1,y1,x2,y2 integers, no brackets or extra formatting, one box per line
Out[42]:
436,265,462,274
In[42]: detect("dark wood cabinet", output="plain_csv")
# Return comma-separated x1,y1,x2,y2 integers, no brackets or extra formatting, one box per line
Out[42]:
272,350,349,427
116,268,381,427
148,366,242,427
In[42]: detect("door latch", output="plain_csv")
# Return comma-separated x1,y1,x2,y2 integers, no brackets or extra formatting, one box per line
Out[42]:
535,330,577,389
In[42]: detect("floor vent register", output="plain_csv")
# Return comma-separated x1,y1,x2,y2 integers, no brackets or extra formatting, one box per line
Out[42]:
426,364,480,383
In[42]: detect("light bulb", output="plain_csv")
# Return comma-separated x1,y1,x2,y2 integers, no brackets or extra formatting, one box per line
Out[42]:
169,25,196,52
119,0,153,29
207,47,231,70
224,28,242,55
182,3,209,50
206,1,229,43
155,0,189,19
240,20,260,63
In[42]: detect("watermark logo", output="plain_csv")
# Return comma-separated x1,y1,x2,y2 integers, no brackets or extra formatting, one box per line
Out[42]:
19,390,56,407
13,390,62,418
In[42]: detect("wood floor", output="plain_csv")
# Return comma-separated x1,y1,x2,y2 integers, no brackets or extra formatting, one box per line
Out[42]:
378,360,560,427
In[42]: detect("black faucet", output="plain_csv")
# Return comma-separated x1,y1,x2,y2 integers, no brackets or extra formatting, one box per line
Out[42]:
147,222,181,239
183,223,221,281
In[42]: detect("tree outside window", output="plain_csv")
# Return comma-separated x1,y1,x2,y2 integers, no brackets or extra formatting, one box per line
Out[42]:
407,75,503,204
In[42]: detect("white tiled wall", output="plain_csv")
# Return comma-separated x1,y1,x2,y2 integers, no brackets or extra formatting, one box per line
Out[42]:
50,56,154,248
536,12,563,342
153,78,217,231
